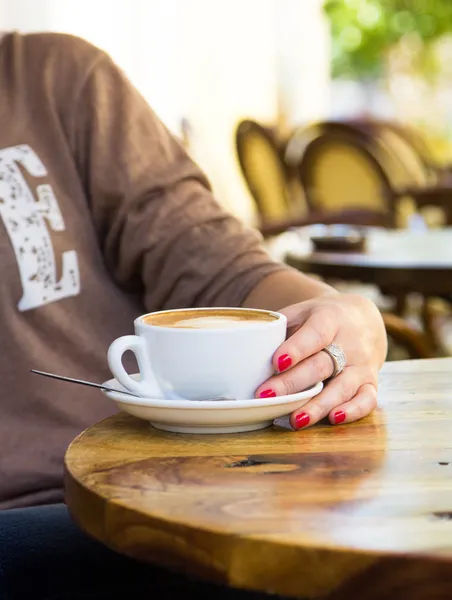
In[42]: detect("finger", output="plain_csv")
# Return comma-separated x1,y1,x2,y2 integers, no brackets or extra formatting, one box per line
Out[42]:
328,383,378,426
278,302,312,323
256,350,334,398
289,366,364,430
279,297,339,332
273,312,339,373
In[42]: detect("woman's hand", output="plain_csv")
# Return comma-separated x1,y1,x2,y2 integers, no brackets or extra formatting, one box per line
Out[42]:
255,293,387,430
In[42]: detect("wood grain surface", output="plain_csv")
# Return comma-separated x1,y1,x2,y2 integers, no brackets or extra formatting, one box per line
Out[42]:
65,358,452,599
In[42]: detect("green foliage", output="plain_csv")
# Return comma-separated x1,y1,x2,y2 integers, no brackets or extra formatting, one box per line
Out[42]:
323,0,452,80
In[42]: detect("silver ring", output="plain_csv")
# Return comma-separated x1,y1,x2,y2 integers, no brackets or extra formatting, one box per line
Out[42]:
322,343,346,379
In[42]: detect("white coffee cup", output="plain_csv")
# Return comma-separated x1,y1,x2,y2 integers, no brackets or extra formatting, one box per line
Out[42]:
107,307,287,400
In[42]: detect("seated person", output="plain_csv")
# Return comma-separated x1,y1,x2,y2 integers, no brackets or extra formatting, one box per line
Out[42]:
0,31,386,599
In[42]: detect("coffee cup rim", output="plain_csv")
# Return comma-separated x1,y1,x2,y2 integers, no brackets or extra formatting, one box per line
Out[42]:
135,307,286,332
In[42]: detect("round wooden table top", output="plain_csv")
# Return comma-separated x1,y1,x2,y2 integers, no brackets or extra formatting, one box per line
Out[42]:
65,358,452,600
279,227,452,296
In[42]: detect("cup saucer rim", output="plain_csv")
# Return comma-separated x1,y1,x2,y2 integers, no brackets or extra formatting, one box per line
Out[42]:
102,375,323,409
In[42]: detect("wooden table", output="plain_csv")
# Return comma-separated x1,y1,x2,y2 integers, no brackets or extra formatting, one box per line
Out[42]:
65,358,452,600
282,227,452,297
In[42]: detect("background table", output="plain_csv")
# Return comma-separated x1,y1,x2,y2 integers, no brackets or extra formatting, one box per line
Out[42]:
283,227,452,297
65,358,452,600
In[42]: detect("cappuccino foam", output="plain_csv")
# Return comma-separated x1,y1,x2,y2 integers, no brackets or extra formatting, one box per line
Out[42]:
172,316,267,329
143,308,278,329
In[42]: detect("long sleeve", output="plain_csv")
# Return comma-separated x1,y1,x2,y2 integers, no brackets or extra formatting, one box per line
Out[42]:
69,52,286,311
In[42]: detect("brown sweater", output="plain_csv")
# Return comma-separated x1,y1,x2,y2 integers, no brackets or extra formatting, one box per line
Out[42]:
0,32,284,509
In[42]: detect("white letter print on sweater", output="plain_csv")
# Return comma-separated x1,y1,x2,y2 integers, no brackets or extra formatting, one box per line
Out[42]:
0,144,80,311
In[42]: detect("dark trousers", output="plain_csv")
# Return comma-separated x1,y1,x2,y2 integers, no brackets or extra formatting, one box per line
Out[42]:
0,504,278,600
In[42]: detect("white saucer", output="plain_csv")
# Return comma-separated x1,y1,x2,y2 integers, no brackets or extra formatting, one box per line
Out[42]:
102,375,323,434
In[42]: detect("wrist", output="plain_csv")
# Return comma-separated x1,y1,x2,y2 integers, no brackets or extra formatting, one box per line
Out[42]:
243,268,337,312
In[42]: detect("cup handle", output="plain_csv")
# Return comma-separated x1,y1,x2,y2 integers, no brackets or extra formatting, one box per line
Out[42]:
107,335,155,397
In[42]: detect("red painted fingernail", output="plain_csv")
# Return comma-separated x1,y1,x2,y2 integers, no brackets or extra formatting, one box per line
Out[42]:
294,412,310,429
259,389,277,398
278,354,292,372
334,410,346,424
